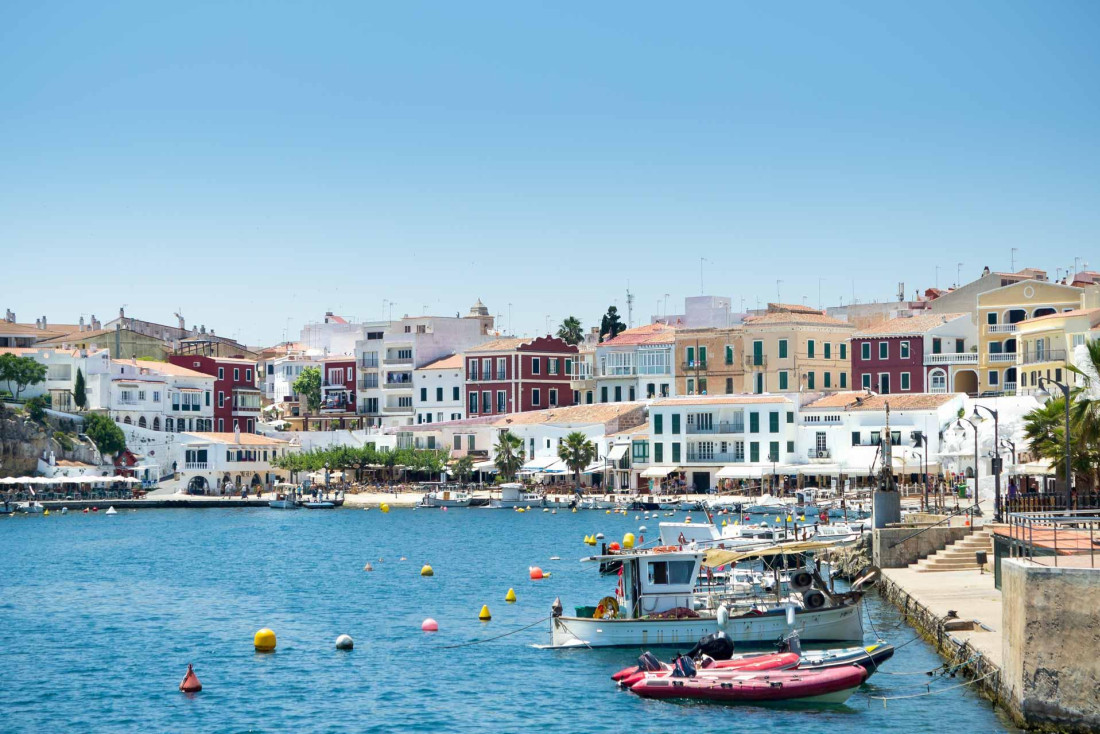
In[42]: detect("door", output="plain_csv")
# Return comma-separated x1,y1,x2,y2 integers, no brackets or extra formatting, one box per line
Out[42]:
879,373,890,394
692,472,709,492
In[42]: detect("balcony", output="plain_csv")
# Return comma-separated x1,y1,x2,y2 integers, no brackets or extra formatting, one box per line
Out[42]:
382,380,413,390
686,421,745,435
386,356,414,365
924,352,978,365
745,355,767,369
1021,349,1067,365
681,361,708,371
382,404,413,414
685,451,745,463
599,367,636,377
183,462,209,471
988,353,1017,363
359,359,379,369
1004,382,1018,394
808,448,831,460
987,324,1018,334
358,377,379,389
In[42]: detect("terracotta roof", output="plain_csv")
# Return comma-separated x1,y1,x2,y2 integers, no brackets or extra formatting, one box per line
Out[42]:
466,338,530,353
1025,307,1100,325
607,423,650,438
139,362,214,379
854,313,967,337
182,432,290,445
767,303,823,314
802,391,961,411
653,395,792,407
743,311,852,327
0,347,44,356
418,354,463,370
491,402,644,426
600,323,677,347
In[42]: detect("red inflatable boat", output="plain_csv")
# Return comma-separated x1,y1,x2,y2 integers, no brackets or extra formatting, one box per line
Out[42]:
616,652,801,688
630,665,867,704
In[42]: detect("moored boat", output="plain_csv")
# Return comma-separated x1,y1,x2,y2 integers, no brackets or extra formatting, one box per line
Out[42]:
419,488,472,508
629,663,867,704
490,483,545,509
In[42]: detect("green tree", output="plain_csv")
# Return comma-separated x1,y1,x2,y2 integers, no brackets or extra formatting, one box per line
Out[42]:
493,430,525,482
292,366,323,413
598,306,625,343
73,368,87,411
453,454,475,486
25,395,48,422
84,412,127,457
0,353,47,399
556,316,583,346
558,430,597,491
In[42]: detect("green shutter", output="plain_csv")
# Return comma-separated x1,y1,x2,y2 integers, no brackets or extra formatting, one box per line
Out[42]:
671,443,681,463
725,345,733,365
699,347,707,365
779,340,788,359
753,341,763,366
824,343,831,359
807,340,815,358
686,346,694,364
672,414,681,434
807,372,815,389
786,411,793,424
654,443,663,463
779,371,788,390
769,442,779,462
769,411,779,432
824,372,831,388
654,414,663,435
840,373,847,388
750,442,759,462
840,343,847,359
786,440,794,453
749,413,759,433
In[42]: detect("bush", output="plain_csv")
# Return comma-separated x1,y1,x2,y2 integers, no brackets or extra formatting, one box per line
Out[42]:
53,431,75,452
83,412,127,456
25,395,48,422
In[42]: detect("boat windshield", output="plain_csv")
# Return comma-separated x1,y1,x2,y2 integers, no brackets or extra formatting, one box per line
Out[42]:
648,559,695,585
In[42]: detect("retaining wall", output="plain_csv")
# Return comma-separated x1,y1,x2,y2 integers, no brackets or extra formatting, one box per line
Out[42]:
873,526,972,568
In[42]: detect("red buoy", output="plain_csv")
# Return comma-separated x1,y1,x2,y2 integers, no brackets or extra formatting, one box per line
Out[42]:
179,663,202,693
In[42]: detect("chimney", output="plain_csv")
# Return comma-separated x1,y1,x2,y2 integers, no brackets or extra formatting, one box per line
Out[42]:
91,315,100,330
35,318,41,329
200,325,206,334
119,306,125,319
79,316,85,332
42,315,47,329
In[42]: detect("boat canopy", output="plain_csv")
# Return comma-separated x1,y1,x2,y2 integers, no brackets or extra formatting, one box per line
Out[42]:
701,541,835,569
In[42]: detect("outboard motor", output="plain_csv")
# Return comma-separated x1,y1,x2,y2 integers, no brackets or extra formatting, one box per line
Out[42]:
671,654,697,678
686,630,735,661
777,630,802,656
636,651,662,672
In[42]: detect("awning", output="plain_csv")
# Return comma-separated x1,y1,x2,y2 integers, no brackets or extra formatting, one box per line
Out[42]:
179,387,201,392
716,465,763,479
606,444,628,462
842,445,882,475
796,463,843,475
640,466,678,478
1014,460,1055,476
581,460,606,475
702,541,835,569
473,460,498,472
521,456,558,472
540,459,568,474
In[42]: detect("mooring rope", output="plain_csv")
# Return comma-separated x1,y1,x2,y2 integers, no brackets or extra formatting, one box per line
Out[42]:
439,616,551,650
867,669,998,705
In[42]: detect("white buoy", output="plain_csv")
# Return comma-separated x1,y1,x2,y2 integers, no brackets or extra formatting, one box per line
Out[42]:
335,634,354,650
595,532,605,540
105,506,117,515
639,525,647,532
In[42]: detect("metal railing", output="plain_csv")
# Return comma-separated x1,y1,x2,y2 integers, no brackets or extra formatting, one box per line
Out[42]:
1005,509,1100,568
686,421,744,434
887,500,983,549
1021,349,1067,365
681,361,708,371
684,451,745,463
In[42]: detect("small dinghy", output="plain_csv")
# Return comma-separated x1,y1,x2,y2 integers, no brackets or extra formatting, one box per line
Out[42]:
630,657,867,705
617,651,800,688
302,501,335,509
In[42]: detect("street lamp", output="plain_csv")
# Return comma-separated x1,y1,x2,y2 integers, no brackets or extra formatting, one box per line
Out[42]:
972,404,1002,522
1037,376,1072,508
955,417,979,507
1000,438,1017,465
912,431,930,512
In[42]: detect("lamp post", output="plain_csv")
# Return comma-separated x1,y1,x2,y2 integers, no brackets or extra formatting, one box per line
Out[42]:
956,417,979,507
1000,438,1017,465
1037,376,1072,509
912,431,930,512
972,404,1001,522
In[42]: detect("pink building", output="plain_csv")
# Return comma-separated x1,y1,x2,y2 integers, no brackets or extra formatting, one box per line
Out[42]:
464,336,578,417
850,313,973,395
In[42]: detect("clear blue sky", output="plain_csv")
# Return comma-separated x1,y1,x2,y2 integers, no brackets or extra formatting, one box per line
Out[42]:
3,1,1099,345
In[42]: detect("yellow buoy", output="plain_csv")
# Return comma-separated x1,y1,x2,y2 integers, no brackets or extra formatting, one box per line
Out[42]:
799,515,805,522
622,532,635,549
775,516,781,523
254,628,277,652
786,515,792,522
605,509,611,514
721,519,727,527
479,604,492,621
380,503,390,513
571,507,577,513
44,509,50,516
505,588,517,603
420,564,434,577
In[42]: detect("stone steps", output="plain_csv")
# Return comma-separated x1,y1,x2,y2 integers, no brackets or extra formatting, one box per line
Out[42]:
914,530,992,573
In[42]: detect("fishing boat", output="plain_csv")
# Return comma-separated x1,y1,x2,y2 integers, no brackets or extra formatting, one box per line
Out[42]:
577,495,625,510
269,484,300,509
419,488,472,508
546,543,868,649
22,501,45,514
490,483,545,509
629,663,867,705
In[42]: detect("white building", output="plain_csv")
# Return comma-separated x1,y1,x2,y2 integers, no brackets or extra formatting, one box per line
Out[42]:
176,430,295,495
644,395,797,492
299,312,364,357
109,360,215,433
593,322,678,403
413,354,465,425
653,295,741,328
265,353,323,404
0,346,114,410
355,302,495,428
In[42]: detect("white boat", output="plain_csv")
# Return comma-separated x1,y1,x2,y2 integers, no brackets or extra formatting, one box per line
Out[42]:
546,547,865,649
490,483,545,509
419,489,472,508
577,495,625,510
808,522,868,547
22,501,45,514
269,483,300,509
659,521,792,551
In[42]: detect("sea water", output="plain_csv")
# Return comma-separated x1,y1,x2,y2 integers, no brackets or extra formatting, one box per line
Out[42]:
0,508,1017,732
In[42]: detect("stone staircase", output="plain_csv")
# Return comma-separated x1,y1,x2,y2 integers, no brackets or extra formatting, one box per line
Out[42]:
914,529,993,573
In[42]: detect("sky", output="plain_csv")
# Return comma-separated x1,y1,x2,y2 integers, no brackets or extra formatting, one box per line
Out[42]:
3,1,1099,346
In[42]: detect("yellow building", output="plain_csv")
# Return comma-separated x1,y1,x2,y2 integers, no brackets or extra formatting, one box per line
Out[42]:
739,304,855,394
1016,306,1100,396
975,280,1082,395
673,327,742,396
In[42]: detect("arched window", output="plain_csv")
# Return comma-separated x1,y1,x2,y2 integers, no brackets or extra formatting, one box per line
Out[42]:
138,416,146,428
929,369,947,393
152,417,160,431
166,417,174,432
123,416,132,425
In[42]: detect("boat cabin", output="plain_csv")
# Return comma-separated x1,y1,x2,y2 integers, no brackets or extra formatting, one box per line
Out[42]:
612,550,704,619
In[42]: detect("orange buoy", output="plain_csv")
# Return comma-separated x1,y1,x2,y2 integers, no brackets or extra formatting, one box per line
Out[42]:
179,663,202,693
529,566,544,580
608,542,621,551
421,618,438,632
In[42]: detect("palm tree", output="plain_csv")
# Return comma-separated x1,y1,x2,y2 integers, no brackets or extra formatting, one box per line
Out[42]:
453,454,475,486
493,430,525,482
1067,340,1100,491
558,431,597,492
556,316,583,346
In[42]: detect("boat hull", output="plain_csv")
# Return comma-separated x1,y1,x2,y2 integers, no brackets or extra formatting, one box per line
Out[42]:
269,500,300,509
630,666,866,704
549,602,863,649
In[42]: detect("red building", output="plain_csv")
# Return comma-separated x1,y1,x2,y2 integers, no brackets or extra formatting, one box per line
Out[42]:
320,357,356,414
850,313,971,395
464,336,578,416
169,354,261,432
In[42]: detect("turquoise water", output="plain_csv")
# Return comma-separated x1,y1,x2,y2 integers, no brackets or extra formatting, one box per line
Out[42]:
1,508,1016,733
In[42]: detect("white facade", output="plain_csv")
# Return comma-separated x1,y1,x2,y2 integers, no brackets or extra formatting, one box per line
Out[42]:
299,312,364,357
176,431,296,495
266,353,323,404
593,326,678,404
2,347,113,410
653,295,739,328
413,358,465,425
922,316,979,394
109,360,215,433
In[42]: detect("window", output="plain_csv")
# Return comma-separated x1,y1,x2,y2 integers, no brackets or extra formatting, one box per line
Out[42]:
779,371,788,390
153,391,160,402
852,431,860,445
497,391,506,412
482,391,491,412
988,370,999,386
600,386,608,403
548,358,559,375
900,372,911,391
807,340,815,359
672,415,681,434
956,339,965,354
768,412,779,432
628,386,635,401
900,341,910,359
532,388,541,406
531,358,540,375
468,360,479,381
469,392,479,414
824,342,831,360
930,370,946,392
234,368,240,381
840,343,847,360
778,339,788,359
671,442,681,463
565,359,572,375
420,388,427,402
752,340,764,366
932,338,942,354
725,345,733,365
453,386,460,401
749,413,759,433
654,414,663,435
787,440,795,453
807,371,815,389
725,377,733,394
787,411,794,424
246,369,252,382
840,373,847,388
218,391,224,408
632,441,649,462
686,346,695,366
648,560,695,586
549,389,558,407
454,435,462,450
862,373,871,389
878,342,888,360
436,387,443,402
769,442,779,462
749,442,759,462
468,435,476,451
686,378,694,395
137,390,146,401
654,442,663,463
218,367,225,380
824,372,831,388
861,342,871,360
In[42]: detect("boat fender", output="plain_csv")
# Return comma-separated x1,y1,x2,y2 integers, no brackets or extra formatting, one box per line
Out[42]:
717,604,729,630
594,596,619,619
802,590,827,610
851,565,882,591
789,571,814,593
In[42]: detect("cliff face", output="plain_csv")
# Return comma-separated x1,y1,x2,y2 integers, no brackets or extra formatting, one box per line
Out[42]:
0,406,102,476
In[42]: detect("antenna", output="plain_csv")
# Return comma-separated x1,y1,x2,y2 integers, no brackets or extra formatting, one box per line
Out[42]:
1010,247,1018,272
626,285,635,328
